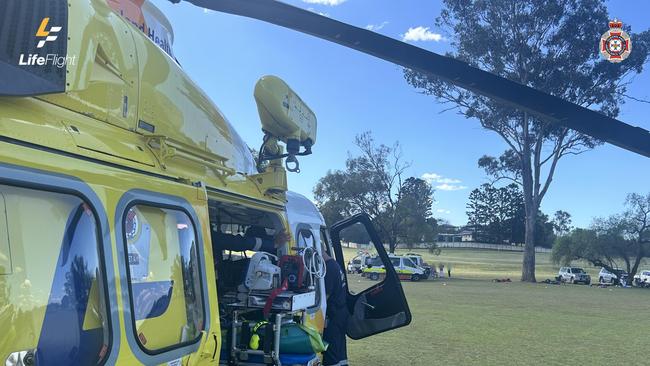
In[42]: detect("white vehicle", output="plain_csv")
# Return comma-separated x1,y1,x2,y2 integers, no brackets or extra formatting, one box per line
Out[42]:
347,257,364,273
558,267,591,285
347,252,372,274
404,253,433,278
364,255,426,282
634,270,650,286
598,267,618,284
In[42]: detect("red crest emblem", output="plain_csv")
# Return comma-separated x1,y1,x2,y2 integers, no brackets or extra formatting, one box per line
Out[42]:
600,19,632,63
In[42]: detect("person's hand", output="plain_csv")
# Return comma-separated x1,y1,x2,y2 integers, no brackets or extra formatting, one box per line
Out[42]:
274,229,290,248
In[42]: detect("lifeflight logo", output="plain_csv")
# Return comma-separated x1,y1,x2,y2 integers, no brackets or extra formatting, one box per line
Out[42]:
18,17,75,68
35,17,62,48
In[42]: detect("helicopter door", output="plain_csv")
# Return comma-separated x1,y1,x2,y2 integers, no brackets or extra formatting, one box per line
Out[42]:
329,213,411,339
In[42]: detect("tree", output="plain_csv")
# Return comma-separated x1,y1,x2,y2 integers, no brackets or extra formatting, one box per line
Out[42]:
617,193,650,277
552,193,650,279
467,183,525,244
318,197,348,227
553,226,632,276
552,210,573,237
405,0,650,281
397,177,438,248
552,228,612,268
534,211,556,249
466,183,554,247
314,132,410,252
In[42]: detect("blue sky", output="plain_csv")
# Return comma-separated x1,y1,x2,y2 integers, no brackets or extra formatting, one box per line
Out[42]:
153,0,650,228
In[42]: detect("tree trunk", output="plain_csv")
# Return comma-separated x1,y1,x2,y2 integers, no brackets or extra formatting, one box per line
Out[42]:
521,113,537,282
521,205,537,282
629,245,644,282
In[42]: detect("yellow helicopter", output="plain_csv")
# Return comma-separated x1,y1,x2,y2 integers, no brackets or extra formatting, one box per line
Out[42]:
0,0,411,365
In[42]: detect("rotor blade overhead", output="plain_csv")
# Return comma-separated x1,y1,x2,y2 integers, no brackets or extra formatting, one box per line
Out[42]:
173,0,650,158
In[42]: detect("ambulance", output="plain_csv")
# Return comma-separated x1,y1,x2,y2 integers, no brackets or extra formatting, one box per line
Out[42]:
363,255,427,282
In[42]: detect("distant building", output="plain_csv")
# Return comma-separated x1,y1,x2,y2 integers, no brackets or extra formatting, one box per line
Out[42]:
437,233,462,242
437,225,478,242
459,230,475,242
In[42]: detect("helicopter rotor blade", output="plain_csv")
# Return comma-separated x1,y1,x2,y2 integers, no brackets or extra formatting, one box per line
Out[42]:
173,0,650,158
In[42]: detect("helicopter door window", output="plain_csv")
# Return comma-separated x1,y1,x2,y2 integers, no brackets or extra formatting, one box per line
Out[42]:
0,185,111,365
122,205,204,353
329,214,411,339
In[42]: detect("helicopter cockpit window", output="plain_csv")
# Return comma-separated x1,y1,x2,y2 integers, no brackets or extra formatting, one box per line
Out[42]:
0,185,111,365
122,205,204,353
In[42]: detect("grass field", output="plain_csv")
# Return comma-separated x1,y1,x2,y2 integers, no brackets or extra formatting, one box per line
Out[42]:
342,248,650,365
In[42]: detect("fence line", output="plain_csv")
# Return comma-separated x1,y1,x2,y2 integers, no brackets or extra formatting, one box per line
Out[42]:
343,241,552,253
434,241,552,253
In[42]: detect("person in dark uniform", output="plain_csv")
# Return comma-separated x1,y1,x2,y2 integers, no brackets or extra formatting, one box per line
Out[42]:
322,247,349,366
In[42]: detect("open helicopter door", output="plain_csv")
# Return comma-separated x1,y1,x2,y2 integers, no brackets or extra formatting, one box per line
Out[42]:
329,213,411,339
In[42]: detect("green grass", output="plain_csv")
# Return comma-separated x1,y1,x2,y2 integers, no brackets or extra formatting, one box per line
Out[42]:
341,248,650,365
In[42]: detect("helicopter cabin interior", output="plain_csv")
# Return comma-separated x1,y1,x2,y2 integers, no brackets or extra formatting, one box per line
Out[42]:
207,198,326,365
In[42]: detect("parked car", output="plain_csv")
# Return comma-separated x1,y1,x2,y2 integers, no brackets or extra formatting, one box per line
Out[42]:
347,257,364,274
598,267,618,284
634,270,650,287
558,267,591,285
404,253,432,278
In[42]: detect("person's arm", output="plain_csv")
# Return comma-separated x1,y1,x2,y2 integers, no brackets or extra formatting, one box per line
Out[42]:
324,259,338,299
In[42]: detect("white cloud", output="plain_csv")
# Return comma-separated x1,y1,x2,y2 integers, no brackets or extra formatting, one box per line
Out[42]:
421,173,443,183
401,26,444,42
366,21,389,32
436,208,451,214
302,0,347,5
437,177,461,184
421,172,463,187
435,183,468,191
421,173,462,184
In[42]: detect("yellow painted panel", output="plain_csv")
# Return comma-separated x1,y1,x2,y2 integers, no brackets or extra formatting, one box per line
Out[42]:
132,30,257,176
62,119,155,166
0,98,77,151
40,0,139,131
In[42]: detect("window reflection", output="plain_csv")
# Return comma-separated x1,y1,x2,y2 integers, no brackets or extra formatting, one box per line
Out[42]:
0,186,109,366
125,205,204,352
